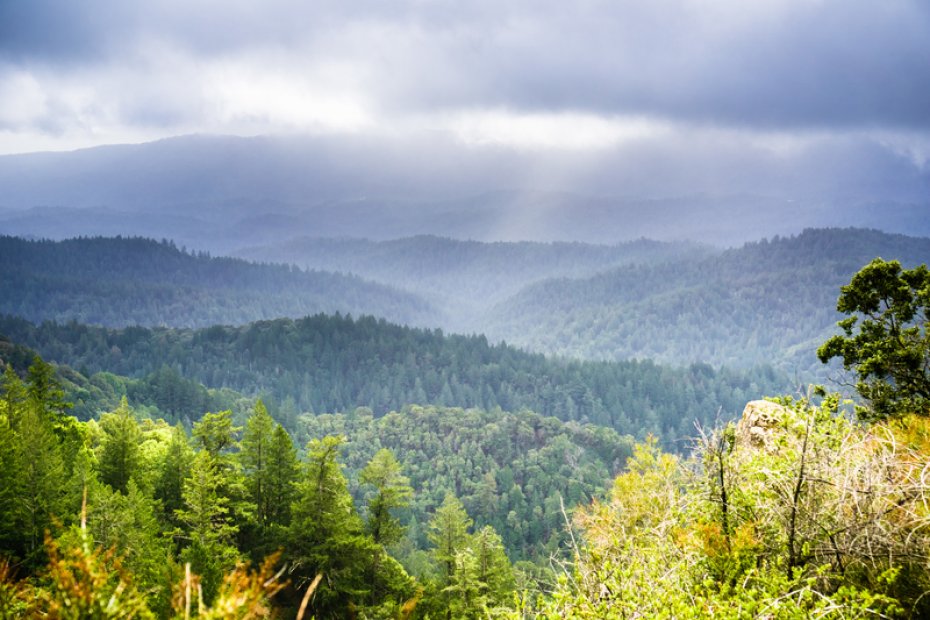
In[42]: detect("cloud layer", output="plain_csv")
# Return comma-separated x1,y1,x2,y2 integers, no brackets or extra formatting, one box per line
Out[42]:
0,0,928,209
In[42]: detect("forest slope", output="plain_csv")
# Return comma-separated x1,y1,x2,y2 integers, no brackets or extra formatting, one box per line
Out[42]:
0,236,435,328
483,228,930,373
235,235,711,328
0,314,788,446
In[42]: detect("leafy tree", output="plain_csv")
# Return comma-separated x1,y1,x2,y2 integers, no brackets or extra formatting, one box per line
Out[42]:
426,492,473,617
469,525,515,610
264,425,298,528
15,404,67,567
25,355,70,420
193,410,239,457
818,258,930,418
0,365,26,430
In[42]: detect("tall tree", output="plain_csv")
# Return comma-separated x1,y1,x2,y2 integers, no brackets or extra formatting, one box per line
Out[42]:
192,410,239,457
240,400,275,527
360,448,413,547
469,525,515,610
98,397,142,494
175,450,239,604
15,404,66,567
153,423,194,526
428,492,473,585
264,425,298,528
288,435,376,617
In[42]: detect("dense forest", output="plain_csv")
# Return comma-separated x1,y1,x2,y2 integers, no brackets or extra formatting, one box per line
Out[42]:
485,228,930,373
4,229,928,382
1,246,928,617
236,235,711,323
0,236,434,328
0,313,788,447
0,357,542,617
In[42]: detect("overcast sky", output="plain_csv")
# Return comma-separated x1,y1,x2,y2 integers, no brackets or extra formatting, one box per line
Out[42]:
1,0,929,203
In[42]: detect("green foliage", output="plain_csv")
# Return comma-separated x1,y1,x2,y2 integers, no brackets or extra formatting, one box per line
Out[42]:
175,450,240,604
98,397,142,493
360,449,413,547
0,235,434,328
818,258,930,419
303,405,632,562
487,228,930,374
540,395,930,618
154,424,195,527
0,313,788,447
428,493,473,586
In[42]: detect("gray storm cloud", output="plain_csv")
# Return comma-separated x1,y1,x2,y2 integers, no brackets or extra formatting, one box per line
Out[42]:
2,0,929,131
0,0,928,223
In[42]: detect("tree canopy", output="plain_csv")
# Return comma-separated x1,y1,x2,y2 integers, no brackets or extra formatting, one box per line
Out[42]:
818,258,930,419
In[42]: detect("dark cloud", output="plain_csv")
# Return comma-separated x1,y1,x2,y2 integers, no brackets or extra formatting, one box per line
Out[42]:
2,0,928,131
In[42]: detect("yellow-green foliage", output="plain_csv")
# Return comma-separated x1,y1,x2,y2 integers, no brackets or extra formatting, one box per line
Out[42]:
539,394,928,618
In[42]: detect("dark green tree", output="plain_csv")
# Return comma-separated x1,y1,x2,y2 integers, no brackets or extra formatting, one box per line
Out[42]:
16,404,66,566
287,435,384,617
264,425,298,528
818,258,930,418
25,355,70,420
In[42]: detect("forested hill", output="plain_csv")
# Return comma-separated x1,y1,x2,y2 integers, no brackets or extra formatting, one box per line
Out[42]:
483,228,930,373
0,313,787,446
235,235,711,327
0,235,434,327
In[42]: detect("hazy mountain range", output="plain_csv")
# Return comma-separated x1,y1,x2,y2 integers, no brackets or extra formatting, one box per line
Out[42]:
1,134,927,251
3,228,928,379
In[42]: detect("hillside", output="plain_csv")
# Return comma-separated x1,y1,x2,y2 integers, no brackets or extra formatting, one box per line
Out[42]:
235,235,711,328
0,313,788,446
0,236,435,328
481,228,930,374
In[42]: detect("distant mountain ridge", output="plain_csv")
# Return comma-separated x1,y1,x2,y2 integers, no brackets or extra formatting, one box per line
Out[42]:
0,235,435,328
1,134,928,250
2,229,928,380
235,235,712,328
481,228,930,374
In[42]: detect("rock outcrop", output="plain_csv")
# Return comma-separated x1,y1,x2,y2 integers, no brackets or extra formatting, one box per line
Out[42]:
734,399,788,453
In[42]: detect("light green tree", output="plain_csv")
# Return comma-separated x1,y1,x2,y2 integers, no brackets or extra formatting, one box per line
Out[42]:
98,397,142,494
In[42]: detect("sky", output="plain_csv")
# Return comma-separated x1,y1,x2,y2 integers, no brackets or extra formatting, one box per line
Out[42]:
0,0,929,207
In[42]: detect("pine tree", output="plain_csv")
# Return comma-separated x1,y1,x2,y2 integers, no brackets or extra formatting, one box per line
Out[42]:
175,450,239,604
98,397,142,494
469,525,515,609
154,423,194,526
265,424,298,527
15,404,66,567
428,492,472,585
240,400,275,527
288,435,376,617
360,448,413,547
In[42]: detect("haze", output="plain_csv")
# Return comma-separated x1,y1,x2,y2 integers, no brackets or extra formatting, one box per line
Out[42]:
1,0,928,246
